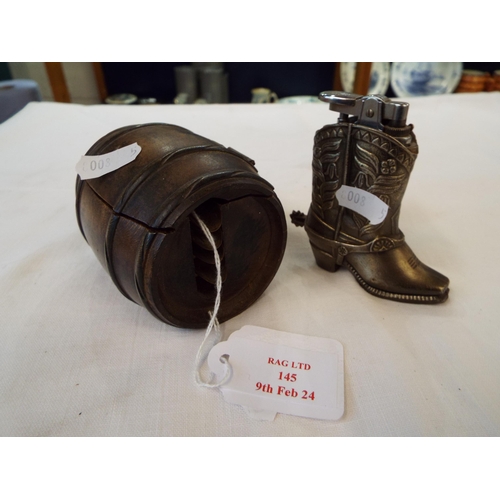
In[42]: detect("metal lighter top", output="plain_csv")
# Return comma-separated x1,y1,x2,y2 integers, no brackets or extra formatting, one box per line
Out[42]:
319,91,409,130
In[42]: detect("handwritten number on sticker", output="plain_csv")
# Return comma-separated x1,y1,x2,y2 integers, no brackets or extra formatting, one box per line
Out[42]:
336,185,389,225
346,190,366,207
75,143,142,180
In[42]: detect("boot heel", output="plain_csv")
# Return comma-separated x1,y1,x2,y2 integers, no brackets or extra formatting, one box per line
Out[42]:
310,242,340,272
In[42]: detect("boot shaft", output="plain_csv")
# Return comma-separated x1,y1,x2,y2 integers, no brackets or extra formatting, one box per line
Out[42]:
310,119,418,242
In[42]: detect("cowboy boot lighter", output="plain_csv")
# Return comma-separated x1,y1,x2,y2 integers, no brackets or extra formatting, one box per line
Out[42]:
293,91,449,304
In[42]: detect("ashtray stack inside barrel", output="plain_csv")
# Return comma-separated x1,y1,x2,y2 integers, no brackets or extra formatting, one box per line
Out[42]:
76,123,287,328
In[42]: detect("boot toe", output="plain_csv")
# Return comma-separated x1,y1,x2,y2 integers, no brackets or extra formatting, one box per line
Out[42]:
346,243,449,304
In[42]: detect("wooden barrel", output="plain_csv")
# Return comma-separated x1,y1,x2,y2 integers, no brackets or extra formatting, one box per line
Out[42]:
76,123,287,328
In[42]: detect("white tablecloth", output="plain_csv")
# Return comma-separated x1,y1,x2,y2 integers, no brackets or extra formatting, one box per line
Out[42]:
1,94,499,436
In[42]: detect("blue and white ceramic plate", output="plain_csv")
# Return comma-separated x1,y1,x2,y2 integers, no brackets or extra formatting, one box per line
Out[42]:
340,62,391,95
391,62,462,97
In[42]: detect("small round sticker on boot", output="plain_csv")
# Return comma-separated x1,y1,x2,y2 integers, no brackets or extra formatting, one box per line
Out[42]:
336,185,389,225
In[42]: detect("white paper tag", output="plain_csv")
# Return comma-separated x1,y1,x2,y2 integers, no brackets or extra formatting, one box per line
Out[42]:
207,326,344,421
336,185,388,224
75,143,141,180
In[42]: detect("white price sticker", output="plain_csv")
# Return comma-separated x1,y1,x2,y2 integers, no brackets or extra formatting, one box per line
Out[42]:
336,185,389,225
75,143,141,180
207,326,344,421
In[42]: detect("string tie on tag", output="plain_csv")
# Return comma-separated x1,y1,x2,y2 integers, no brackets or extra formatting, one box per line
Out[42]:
192,212,232,387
